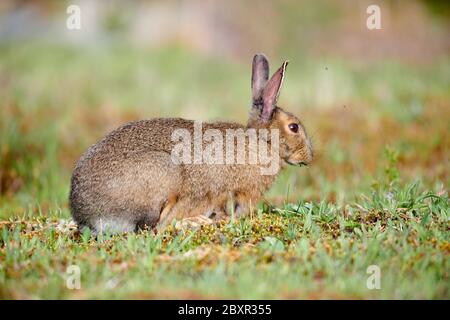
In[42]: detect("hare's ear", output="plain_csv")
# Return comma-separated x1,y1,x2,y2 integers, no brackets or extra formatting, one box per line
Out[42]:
251,53,269,104
261,60,288,121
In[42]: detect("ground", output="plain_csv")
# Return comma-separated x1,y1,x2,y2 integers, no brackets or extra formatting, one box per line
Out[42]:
1,181,448,299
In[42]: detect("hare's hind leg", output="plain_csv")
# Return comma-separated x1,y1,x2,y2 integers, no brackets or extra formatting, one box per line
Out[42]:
175,215,214,229
156,195,209,229
151,194,178,232
128,152,183,232
93,151,182,234
158,194,178,223
160,196,227,230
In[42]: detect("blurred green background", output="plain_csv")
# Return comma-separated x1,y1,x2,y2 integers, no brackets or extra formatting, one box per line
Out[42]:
0,0,449,218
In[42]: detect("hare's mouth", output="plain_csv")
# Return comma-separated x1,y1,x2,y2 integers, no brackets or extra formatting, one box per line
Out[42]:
285,159,308,167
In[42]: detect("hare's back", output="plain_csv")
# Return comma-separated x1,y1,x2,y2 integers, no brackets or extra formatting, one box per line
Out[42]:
89,118,194,158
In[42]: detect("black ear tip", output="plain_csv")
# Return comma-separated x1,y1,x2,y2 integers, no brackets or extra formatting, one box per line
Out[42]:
253,53,268,62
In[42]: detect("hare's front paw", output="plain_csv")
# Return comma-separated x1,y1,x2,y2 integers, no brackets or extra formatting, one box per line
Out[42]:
175,215,214,229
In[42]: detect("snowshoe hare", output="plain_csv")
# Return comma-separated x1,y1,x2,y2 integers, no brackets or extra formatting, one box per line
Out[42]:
69,54,313,234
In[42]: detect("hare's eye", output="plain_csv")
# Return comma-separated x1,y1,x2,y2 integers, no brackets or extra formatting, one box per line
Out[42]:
288,123,299,133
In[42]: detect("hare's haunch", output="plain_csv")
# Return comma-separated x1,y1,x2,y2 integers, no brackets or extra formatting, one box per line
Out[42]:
69,54,313,234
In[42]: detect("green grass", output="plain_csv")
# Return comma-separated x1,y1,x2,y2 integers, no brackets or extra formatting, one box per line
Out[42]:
1,181,448,299
0,42,449,299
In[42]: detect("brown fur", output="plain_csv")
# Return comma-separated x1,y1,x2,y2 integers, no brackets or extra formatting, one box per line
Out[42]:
69,54,313,234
